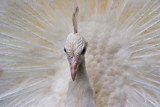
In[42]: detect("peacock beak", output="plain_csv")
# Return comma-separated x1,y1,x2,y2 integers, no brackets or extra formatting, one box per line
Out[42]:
70,56,78,81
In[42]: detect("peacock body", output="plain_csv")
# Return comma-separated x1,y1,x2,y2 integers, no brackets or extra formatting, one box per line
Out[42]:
0,0,160,107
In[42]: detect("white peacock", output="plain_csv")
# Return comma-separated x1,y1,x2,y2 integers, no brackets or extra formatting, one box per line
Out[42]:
0,0,160,107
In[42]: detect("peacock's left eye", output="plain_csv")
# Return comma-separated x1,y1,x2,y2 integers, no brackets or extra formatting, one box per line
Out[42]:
64,48,66,53
81,47,86,54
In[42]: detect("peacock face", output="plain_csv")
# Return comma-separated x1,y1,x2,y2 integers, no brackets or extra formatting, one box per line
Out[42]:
64,33,87,81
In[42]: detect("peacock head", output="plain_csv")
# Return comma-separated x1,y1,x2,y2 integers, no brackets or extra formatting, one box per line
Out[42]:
64,33,87,81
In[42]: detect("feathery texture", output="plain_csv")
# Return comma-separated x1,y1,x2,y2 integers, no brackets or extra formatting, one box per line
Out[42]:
0,0,160,107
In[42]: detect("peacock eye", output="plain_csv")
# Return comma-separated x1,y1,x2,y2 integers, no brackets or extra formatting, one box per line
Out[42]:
64,48,66,53
81,47,86,54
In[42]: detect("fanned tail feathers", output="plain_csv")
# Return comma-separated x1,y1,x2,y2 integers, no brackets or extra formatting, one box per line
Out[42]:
0,0,160,107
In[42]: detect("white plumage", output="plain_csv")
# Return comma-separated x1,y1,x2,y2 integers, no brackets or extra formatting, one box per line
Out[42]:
0,0,160,107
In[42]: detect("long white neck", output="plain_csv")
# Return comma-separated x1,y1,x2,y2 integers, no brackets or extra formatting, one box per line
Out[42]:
65,58,96,107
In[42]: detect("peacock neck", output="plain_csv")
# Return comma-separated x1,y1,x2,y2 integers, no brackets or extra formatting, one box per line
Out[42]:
66,57,96,107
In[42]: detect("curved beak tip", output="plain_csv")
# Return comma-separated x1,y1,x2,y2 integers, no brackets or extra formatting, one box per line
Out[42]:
71,66,77,81
71,71,76,81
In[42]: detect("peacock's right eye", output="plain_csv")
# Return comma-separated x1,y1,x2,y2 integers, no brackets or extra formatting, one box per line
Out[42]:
64,48,67,53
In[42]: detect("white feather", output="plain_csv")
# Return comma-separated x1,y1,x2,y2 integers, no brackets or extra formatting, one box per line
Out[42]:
0,0,160,107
